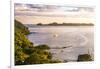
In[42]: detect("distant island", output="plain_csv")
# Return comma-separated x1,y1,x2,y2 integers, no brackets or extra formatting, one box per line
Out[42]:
25,22,94,27
37,22,94,26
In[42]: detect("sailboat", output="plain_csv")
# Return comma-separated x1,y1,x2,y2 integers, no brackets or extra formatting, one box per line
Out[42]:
53,34,58,37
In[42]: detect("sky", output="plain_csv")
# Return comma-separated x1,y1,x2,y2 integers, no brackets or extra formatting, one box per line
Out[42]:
14,2,95,24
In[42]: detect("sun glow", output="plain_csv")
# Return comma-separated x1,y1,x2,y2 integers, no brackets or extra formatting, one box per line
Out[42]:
15,3,95,24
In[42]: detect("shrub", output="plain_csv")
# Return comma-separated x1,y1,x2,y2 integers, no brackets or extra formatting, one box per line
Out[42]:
35,44,50,50
77,54,92,61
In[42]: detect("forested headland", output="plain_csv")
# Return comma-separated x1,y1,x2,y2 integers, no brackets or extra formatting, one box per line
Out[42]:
15,20,61,65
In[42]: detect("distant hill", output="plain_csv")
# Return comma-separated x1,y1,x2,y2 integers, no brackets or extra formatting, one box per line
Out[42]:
25,23,94,27
37,22,94,26
46,22,94,26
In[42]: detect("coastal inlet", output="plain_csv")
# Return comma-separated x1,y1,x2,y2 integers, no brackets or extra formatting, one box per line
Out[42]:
27,26,94,62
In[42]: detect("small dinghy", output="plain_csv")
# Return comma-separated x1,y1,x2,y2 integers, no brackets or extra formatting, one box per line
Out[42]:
53,34,58,37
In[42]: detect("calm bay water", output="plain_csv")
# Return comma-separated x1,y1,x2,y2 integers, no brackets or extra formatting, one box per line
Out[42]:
27,26,94,62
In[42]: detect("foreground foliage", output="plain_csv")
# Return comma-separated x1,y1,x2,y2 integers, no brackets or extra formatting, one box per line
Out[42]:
15,20,60,65
77,54,93,61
